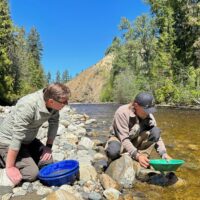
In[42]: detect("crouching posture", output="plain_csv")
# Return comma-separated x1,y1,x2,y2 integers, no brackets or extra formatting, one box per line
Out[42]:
0,83,70,186
105,92,171,168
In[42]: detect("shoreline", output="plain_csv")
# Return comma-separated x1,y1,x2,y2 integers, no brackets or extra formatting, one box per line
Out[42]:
70,102,200,110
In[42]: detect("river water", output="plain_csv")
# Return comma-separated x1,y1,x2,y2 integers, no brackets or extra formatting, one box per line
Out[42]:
71,103,200,200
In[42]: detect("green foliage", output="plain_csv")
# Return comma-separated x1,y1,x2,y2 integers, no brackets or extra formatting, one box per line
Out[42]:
113,70,150,103
105,0,200,105
0,1,73,104
27,27,45,89
100,81,113,102
0,0,15,104
105,37,121,55
154,78,179,104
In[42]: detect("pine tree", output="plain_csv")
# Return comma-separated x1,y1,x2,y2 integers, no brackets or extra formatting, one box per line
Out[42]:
27,27,45,90
147,0,178,79
56,70,61,83
62,69,70,83
9,27,32,95
46,71,52,84
0,0,15,104
172,0,200,82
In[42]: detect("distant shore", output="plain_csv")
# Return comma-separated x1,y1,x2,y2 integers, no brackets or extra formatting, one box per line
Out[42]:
69,102,200,110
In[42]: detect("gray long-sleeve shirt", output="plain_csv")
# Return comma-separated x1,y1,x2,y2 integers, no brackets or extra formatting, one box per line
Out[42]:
112,104,167,158
0,89,59,151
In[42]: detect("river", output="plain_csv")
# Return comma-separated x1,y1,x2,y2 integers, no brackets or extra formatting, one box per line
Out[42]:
71,103,200,200
3,103,199,200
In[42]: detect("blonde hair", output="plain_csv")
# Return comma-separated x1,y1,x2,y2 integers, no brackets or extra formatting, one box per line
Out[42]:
43,83,71,101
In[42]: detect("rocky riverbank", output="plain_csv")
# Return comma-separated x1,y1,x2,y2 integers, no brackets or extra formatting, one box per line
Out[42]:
0,105,186,200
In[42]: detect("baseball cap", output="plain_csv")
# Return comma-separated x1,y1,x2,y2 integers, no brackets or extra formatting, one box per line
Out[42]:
134,92,156,114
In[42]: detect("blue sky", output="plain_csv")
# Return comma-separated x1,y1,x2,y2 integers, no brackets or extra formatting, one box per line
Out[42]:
9,0,149,79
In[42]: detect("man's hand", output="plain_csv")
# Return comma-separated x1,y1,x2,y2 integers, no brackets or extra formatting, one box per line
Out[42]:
6,167,22,185
137,154,149,168
162,153,172,161
40,146,52,161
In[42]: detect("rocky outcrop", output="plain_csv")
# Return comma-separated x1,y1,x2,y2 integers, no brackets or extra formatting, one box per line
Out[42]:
66,54,114,102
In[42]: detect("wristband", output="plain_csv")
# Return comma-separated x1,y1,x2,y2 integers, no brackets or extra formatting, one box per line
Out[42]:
46,144,53,149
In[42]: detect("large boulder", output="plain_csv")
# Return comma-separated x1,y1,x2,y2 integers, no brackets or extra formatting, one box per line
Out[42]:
105,155,136,188
100,173,121,191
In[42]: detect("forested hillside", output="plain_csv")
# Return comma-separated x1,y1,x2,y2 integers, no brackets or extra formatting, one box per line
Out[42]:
102,0,200,105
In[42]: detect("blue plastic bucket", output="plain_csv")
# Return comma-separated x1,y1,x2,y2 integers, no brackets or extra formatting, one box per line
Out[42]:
38,160,79,186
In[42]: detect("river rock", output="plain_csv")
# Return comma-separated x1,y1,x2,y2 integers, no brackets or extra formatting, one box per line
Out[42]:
1,193,12,200
105,155,136,188
68,124,78,132
43,189,81,200
100,173,121,190
94,153,107,160
75,127,87,136
76,150,93,164
59,119,70,127
57,124,66,135
168,176,187,188
52,152,65,161
85,119,97,125
64,133,79,145
88,191,102,200
147,172,182,187
36,186,53,196
83,180,99,193
78,137,94,149
22,182,33,192
60,185,83,199
103,188,121,200
83,113,90,121
94,159,108,173
137,168,160,182
12,187,27,196
79,163,97,181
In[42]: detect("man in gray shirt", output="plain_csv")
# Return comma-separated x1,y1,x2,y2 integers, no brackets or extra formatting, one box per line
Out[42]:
0,83,70,186
106,92,171,168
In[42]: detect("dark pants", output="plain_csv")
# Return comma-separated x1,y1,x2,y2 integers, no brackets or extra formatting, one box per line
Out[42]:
0,138,53,182
106,127,161,161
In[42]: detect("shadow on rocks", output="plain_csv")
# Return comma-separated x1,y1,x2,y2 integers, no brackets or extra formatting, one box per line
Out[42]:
147,172,178,186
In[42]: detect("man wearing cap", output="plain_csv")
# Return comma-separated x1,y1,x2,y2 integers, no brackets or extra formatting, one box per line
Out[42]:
105,92,171,168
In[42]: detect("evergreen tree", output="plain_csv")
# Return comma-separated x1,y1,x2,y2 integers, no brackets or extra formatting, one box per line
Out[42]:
27,27,42,65
56,70,61,83
0,0,14,104
171,0,200,82
27,27,45,90
105,37,121,55
147,0,178,80
9,27,33,96
62,69,70,83
46,71,52,84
